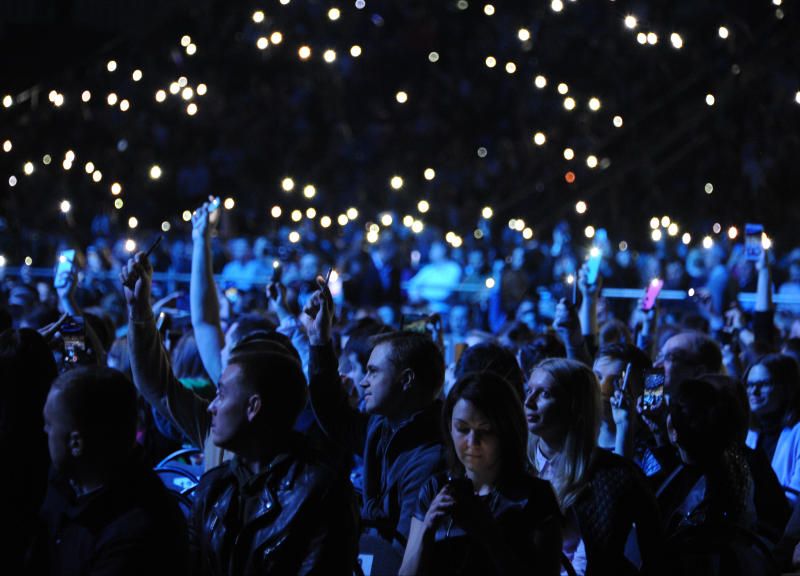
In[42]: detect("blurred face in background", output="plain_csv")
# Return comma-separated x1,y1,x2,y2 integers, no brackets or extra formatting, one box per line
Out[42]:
747,364,784,418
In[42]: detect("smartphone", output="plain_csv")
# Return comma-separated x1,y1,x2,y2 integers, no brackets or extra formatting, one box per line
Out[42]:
744,223,764,262
565,274,577,306
401,313,430,334
586,247,602,285
271,260,282,283
208,196,221,213
614,362,633,393
54,249,76,288
642,278,664,311
61,316,86,366
642,368,665,408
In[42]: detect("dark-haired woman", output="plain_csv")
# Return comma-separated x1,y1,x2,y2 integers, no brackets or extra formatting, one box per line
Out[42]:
400,372,562,575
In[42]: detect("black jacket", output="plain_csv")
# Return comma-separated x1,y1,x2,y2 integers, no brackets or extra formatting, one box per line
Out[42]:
308,342,446,541
30,450,188,576
189,434,358,576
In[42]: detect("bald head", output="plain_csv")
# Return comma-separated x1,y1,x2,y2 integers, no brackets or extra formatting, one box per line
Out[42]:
656,331,722,391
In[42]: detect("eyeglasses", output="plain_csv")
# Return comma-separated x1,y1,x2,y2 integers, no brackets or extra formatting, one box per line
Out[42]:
746,379,774,391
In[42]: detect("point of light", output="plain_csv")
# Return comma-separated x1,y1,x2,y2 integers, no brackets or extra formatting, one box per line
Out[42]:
291,209,302,222
417,200,430,213
518,28,531,41
380,213,393,226
588,97,601,111
428,51,439,63
298,45,312,60
670,33,684,49
106,60,117,72
350,45,362,57
197,83,207,96
727,226,738,239
705,182,714,194
550,0,563,13
390,175,404,190
320,215,332,228
586,155,598,168
650,217,660,229
718,26,729,39
624,15,638,29
115,198,124,209
128,216,138,229
106,93,118,106
169,82,180,95
534,75,547,89
557,82,568,95
563,147,575,160
252,10,264,23
619,241,628,252
584,225,595,239
2,95,13,108
182,210,192,222
323,49,337,63
186,103,198,115
338,214,349,226
651,229,663,242
23,161,34,175
485,56,497,68
522,227,533,240
505,62,516,74
762,234,772,250
81,90,91,102
424,168,435,180
92,170,102,182
411,220,424,234
256,37,269,50
303,184,316,198
186,43,197,56
132,69,143,82
702,236,714,249
661,216,671,228
404,215,415,228
271,205,282,218
668,223,679,236
713,222,722,234
119,99,130,112
485,277,495,289
270,32,283,45
647,32,658,45
84,162,95,174
682,233,692,245
483,4,495,16
161,221,171,232
481,206,493,219
155,90,167,102
613,115,623,128
223,198,235,210
395,91,408,103
306,207,316,219
149,165,162,180
60,200,71,213
8,176,17,187
563,97,576,110
281,177,295,192
575,201,587,214
706,94,715,106
533,132,546,146
328,7,341,20
125,239,137,253
2,140,11,152
180,35,191,47
347,207,359,220
637,32,647,44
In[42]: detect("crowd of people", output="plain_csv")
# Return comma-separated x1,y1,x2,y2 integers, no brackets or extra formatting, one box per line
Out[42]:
2,192,800,576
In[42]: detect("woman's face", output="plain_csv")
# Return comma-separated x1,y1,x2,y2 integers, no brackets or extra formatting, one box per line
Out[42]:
747,364,784,417
524,369,567,440
450,399,500,477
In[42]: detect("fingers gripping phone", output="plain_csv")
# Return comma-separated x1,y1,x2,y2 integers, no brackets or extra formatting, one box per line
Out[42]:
54,249,76,288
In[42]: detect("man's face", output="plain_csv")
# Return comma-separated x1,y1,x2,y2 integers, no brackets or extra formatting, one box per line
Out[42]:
449,306,469,336
208,364,253,449
360,343,403,416
43,389,74,471
656,334,700,391
747,363,784,417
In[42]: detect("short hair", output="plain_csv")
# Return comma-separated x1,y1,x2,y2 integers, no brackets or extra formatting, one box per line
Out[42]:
370,332,444,399
50,366,138,460
227,347,307,433
229,314,277,347
454,342,524,400
0,329,58,439
745,354,800,428
675,331,723,373
343,319,392,372
443,372,528,480
518,332,566,380
668,377,741,462
596,343,652,373
598,319,633,349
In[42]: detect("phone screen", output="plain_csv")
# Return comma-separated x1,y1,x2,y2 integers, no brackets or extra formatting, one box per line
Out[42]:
54,249,76,288
744,223,764,262
586,247,602,285
642,278,664,311
61,316,86,366
401,314,430,334
642,368,665,407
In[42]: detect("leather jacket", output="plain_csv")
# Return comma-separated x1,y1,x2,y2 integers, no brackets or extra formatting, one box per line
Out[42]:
190,434,358,575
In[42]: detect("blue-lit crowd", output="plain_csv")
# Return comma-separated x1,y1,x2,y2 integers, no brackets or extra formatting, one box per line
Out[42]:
3,195,800,576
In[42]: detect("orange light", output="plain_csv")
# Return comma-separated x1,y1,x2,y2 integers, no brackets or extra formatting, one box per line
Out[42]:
565,171,576,184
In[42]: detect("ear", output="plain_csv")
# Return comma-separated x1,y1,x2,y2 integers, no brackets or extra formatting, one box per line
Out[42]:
400,368,415,392
246,394,262,422
69,431,84,458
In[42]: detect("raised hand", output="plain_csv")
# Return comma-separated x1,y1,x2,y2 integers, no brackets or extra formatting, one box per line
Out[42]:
300,276,334,345
191,197,219,242
119,252,153,320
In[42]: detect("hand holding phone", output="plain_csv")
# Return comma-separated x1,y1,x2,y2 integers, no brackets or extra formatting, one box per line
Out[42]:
744,224,764,262
54,249,77,290
642,278,664,311
585,247,602,286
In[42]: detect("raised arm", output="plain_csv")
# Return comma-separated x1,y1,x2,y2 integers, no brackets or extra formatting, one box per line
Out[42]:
190,199,224,384
121,251,211,448
303,278,368,455
578,265,600,354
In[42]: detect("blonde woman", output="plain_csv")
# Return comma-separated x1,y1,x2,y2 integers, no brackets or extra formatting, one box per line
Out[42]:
526,358,663,576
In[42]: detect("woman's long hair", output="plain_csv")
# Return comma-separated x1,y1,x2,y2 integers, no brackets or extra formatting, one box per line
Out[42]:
527,358,601,510
443,372,529,483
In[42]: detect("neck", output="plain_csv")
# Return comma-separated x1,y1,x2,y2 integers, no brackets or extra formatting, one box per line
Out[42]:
236,436,288,475
537,434,564,460
465,466,499,495
756,412,783,433
69,463,107,497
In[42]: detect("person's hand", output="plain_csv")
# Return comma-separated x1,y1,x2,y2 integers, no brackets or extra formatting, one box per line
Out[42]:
755,246,769,273
191,197,219,242
422,486,455,532
301,276,333,345
152,291,181,316
54,267,77,303
38,313,69,342
553,298,582,347
724,305,745,331
610,386,635,430
447,483,493,537
636,393,668,445
120,252,153,321
267,281,291,322
578,264,602,298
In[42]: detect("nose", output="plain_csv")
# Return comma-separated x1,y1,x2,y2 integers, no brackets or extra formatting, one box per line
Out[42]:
208,396,218,415
466,431,480,446
358,374,369,390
